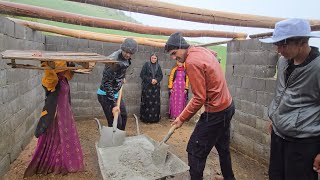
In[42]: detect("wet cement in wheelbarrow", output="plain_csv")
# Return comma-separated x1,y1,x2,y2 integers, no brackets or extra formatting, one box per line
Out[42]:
97,135,188,180
4,118,268,180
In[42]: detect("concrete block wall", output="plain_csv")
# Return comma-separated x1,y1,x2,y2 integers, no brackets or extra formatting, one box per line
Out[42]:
0,17,45,177
45,36,178,120
226,39,278,164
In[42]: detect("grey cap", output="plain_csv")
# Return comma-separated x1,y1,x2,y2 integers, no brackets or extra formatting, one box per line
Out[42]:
121,38,138,54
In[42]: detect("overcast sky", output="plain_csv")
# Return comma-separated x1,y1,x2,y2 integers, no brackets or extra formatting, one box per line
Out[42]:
123,0,320,47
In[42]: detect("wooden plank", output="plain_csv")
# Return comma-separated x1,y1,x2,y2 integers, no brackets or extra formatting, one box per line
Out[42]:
6,63,94,70
1,50,118,63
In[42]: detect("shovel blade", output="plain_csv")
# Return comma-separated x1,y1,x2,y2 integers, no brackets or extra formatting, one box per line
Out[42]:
98,126,126,148
152,143,169,166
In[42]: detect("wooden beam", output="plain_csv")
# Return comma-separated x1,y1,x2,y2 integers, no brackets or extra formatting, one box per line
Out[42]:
66,0,320,30
9,18,166,47
0,1,247,39
249,32,273,39
198,40,232,47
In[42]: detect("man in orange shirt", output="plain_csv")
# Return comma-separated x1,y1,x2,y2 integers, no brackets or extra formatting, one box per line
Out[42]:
165,32,236,180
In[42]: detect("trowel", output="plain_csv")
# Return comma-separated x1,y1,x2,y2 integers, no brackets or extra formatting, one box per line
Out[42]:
152,124,177,166
95,87,125,148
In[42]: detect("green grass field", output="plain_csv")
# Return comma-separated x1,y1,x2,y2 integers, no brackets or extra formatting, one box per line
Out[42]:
5,0,227,69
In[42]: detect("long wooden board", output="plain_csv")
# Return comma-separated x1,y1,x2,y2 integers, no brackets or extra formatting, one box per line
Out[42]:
1,50,117,63
1,50,116,71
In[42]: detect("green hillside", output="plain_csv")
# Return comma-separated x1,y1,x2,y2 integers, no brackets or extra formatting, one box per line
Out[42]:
5,0,227,69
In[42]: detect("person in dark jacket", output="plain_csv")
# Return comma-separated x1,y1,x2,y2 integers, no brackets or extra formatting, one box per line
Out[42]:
139,53,163,123
260,18,320,180
97,38,138,130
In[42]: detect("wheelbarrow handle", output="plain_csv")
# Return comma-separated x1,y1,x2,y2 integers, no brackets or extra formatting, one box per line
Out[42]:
113,87,123,132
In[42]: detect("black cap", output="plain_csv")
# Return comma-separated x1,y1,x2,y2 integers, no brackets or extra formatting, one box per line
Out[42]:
164,32,190,52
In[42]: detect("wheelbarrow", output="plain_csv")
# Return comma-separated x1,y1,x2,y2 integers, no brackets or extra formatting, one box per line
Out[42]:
95,115,189,180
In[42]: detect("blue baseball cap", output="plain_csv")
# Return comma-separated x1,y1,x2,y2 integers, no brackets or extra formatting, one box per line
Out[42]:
260,18,320,43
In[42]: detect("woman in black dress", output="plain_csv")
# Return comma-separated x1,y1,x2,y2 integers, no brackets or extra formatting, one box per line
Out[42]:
140,53,163,123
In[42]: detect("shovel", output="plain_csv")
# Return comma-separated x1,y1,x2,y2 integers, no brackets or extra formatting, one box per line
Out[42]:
95,87,126,148
152,124,177,166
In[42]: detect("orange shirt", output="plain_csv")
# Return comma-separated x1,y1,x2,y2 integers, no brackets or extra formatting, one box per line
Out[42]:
179,46,232,122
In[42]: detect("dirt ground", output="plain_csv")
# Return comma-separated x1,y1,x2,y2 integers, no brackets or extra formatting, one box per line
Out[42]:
4,117,268,180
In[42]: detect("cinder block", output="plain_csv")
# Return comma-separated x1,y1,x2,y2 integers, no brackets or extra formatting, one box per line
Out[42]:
33,31,45,43
265,78,277,93
0,154,10,178
228,85,236,97
102,42,121,53
254,65,276,78
236,88,257,103
45,35,68,46
88,40,104,49
244,51,278,66
233,64,255,77
139,45,155,53
231,133,254,157
0,120,13,158
239,39,263,51
3,35,18,49
3,84,18,104
0,34,5,51
238,100,255,113
11,109,27,130
256,91,274,106
241,77,266,91
45,44,57,51
0,70,6,86
226,52,245,65
255,104,268,120
14,23,26,40
253,143,269,163
25,28,34,41
77,82,86,91
226,74,242,87
0,17,14,37
10,139,23,163
233,110,257,128
233,97,241,111
238,123,264,143
73,107,93,116
255,118,269,133
227,40,240,52
92,106,104,117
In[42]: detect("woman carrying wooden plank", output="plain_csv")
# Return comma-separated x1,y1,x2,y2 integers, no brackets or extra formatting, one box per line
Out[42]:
24,60,84,177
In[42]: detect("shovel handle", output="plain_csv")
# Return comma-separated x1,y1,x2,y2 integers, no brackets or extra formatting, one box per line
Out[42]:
113,87,123,131
160,124,177,144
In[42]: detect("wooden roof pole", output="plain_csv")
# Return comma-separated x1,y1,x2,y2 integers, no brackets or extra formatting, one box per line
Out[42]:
0,0,247,39
198,40,232,47
66,0,320,30
9,18,166,47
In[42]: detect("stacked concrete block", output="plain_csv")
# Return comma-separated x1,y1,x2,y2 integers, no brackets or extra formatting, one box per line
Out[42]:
226,39,278,164
0,17,45,178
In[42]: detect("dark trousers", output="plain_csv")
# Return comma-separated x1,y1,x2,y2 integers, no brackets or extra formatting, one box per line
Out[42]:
187,102,235,180
97,94,127,130
269,131,320,180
